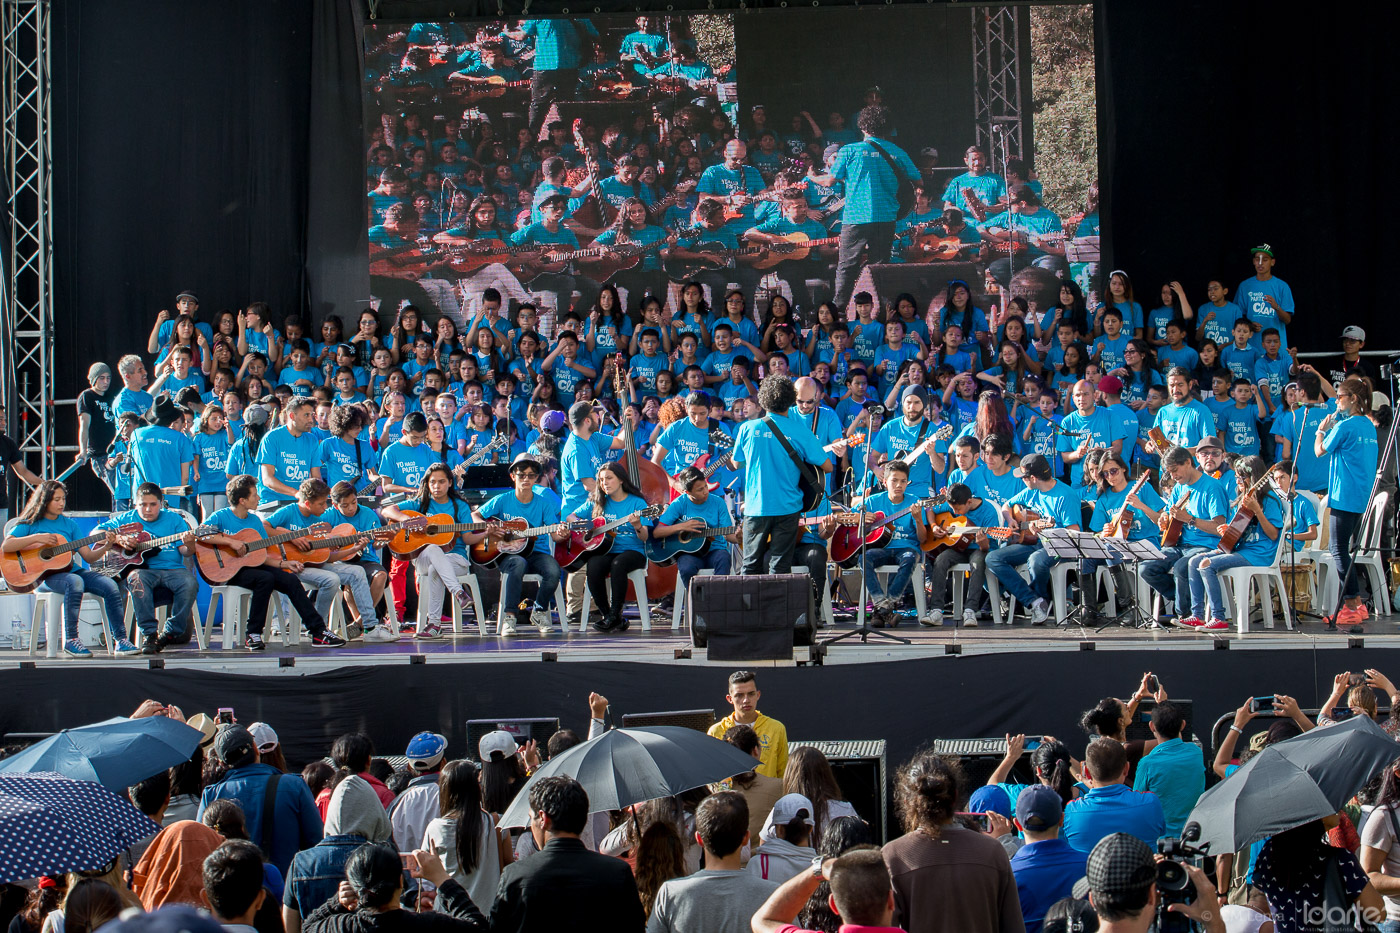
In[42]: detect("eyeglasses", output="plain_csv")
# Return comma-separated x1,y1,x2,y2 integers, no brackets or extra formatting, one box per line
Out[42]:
1123,348,1140,355
513,470,539,479
1103,467,1123,477
796,397,817,405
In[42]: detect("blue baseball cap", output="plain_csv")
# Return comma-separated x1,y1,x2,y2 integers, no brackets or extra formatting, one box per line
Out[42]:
1015,784,1064,832
968,784,1012,818
405,731,447,770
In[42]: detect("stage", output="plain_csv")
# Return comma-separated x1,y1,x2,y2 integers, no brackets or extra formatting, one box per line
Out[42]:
3,610,1398,782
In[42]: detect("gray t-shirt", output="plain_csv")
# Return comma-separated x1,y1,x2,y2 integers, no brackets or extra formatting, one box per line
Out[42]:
1360,803,1400,920
646,868,778,933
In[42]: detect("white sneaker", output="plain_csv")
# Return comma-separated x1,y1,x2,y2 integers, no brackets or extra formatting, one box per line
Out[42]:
920,608,944,628
530,609,553,634
499,618,519,636
1029,599,1052,626
962,608,979,628
364,625,400,643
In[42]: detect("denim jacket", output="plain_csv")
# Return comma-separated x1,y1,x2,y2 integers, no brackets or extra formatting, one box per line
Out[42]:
284,834,369,917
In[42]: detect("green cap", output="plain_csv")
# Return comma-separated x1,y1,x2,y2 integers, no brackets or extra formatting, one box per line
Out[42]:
1250,243,1274,258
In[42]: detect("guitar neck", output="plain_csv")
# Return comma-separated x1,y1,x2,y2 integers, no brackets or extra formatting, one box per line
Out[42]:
132,530,193,552
248,528,315,552
48,530,109,557
512,521,574,539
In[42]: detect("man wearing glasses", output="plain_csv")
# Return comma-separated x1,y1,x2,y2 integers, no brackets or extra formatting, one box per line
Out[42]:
794,378,847,494
475,452,569,635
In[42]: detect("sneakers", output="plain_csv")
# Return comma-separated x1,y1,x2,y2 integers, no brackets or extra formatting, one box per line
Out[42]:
499,618,519,636
1029,599,1052,626
62,639,92,659
245,633,266,651
531,609,553,634
155,631,179,651
1203,618,1230,631
141,634,162,655
920,608,944,628
310,630,347,647
112,638,142,658
1341,604,1371,622
963,608,979,628
1174,616,1206,629
416,622,443,640
363,625,400,643
398,620,418,635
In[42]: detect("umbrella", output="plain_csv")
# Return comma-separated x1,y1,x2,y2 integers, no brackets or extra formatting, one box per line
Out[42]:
0,771,160,884
1186,715,1400,852
499,726,763,828
0,716,203,791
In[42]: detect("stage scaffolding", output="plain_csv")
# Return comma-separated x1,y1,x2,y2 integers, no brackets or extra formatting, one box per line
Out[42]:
1,0,59,481
971,4,1025,176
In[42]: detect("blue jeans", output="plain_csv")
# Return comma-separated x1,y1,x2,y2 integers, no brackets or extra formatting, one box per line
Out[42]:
39,569,125,641
1331,508,1363,600
985,543,1057,607
126,567,198,637
677,547,732,591
1187,549,1254,620
1142,545,1209,610
497,550,562,613
861,547,918,601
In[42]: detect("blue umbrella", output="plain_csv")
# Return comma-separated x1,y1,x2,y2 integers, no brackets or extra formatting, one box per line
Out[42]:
0,771,159,884
0,716,203,791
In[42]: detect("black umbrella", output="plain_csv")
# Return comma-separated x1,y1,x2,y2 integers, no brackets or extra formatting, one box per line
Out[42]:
498,726,762,828
1187,715,1400,852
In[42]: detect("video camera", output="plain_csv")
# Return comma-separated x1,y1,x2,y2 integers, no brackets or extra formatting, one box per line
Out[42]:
1156,822,1209,933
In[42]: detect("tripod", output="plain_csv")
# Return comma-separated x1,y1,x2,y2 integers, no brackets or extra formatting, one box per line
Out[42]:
1095,538,1166,632
1322,402,1399,631
823,428,910,647
1037,529,1108,634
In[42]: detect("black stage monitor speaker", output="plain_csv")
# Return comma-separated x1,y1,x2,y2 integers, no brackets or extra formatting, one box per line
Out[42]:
791,739,889,843
620,709,716,733
1125,699,1194,743
689,573,815,660
929,736,1038,788
466,717,561,761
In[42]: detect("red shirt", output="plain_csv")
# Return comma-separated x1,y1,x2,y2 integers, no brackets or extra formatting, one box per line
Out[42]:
315,771,394,820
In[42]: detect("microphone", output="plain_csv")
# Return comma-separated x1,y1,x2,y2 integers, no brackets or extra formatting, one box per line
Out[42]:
867,405,886,416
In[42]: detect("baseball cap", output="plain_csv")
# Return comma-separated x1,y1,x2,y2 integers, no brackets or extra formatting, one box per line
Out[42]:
247,722,279,753
175,290,199,303
214,725,258,767
1193,435,1223,452
242,403,271,427
1250,243,1274,258
1341,326,1366,341
760,793,817,843
1015,784,1064,832
968,785,1012,818
1096,375,1123,395
478,729,519,761
509,451,542,475
541,409,567,433
1083,833,1156,898
1015,453,1053,481
185,713,217,748
406,731,448,770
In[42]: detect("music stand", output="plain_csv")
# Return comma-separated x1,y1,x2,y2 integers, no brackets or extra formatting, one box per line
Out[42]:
1037,529,1114,632
1096,536,1166,631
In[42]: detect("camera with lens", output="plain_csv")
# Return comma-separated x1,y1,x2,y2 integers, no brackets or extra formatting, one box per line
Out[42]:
1157,823,1209,933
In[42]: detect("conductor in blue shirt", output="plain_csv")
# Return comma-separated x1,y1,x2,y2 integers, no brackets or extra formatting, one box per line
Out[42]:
731,375,832,574
805,104,920,311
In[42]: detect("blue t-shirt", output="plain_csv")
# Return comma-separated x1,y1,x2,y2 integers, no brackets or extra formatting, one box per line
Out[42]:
1092,333,1131,372
1198,302,1244,348
1090,483,1164,541
1273,403,1335,493
1157,344,1199,373
1131,738,1205,839
1321,414,1379,513
113,387,155,419
378,440,439,491
1062,783,1165,854
267,503,326,532
731,411,829,517
204,507,268,537
1006,482,1082,530
1232,493,1285,565
1166,474,1230,548
334,503,382,535
849,320,885,366
872,343,920,394
317,436,379,493
10,516,80,559
967,466,1024,512
560,432,611,518
1057,408,1118,487
130,425,195,492
658,493,733,532
1220,405,1265,456
871,418,938,496
1234,275,1293,348
571,493,652,556
1287,494,1319,552
654,418,734,485
1220,343,1262,382
829,137,919,225
478,490,561,556
1010,838,1089,933
423,498,473,556
191,431,231,495
94,508,189,570
1153,400,1217,450
862,490,922,551
254,427,321,504
1254,354,1292,409
629,352,667,394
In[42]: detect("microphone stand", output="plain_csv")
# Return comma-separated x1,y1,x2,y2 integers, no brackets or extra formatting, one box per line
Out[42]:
822,425,910,646
1285,402,1327,626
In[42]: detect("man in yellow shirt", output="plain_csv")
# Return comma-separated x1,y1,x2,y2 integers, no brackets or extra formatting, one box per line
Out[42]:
707,670,788,779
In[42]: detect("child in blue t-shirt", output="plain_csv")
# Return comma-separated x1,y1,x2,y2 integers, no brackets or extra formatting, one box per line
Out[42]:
1219,378,1270,457
1219,318,1262,383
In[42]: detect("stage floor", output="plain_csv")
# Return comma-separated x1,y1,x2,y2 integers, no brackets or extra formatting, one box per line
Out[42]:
11,608,1394,673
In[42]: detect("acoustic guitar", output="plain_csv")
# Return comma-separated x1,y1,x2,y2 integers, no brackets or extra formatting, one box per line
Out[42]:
1100,472,1151,539
193,522,334,585
744,232,840,270
1217,473,1280,554
386,511,496,559
1005,505,1049,546
92,525,221,579
470,519,579,567
553,504,663,572
829,493,948,568
920,516,1015,555
0,522,141,593
458,75,528,104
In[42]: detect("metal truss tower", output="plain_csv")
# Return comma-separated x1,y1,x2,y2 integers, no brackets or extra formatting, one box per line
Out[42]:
971,4,1024,176
1,0,54,480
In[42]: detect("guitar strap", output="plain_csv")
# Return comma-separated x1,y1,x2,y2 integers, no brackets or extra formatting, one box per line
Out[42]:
897,418,930,460
762,414,821,507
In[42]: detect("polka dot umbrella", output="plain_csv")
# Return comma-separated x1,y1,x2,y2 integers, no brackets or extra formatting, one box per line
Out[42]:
0,771,160,884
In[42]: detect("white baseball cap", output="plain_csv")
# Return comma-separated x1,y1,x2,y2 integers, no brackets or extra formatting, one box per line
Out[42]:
759,793,817,843
247,722,279,753
478,729,519,761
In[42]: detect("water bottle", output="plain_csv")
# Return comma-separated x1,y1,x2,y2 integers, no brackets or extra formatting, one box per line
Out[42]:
10,613,23,651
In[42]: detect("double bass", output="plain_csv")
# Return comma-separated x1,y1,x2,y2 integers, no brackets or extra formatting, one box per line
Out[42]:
612,355,676,600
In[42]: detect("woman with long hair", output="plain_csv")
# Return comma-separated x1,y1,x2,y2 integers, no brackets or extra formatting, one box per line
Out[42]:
59,880,124,933
1315,377,1380,630
936,279,987,360
1099,270,1143,338
1079,673,1164,782
671,282,711,352
1038,281,1091,343
375,392,408,450
593,197,670,311
633,821,686,919
382,464,485,638
967,388,1016,448
390,305,430,365
977,339,1036,397
1117,338,1161,409
585,286,634,364
782,747,857,848
425,416,465,470
759,294,800,353
349,309,391,370
987,735,1081,807
1255,818,1381,931
318,404,379,493
571,461,653,632
0,481,136,658
12,877,64,933
423,760,503,908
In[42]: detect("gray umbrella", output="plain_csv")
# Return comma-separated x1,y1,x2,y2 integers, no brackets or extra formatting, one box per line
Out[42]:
498,726,762,828
1186,715,1400,852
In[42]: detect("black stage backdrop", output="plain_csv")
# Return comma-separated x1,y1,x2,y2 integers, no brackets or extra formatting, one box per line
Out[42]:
1,647,1389,778
45,0,1399,508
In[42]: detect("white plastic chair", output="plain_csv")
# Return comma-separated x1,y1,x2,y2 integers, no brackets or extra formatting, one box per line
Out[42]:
792,564,836,629
1050,563,1120,623
1354,491,1392,615
439,570,567,636
671,569,715,631
1220,524,1293,635
580,567,651,632
30,592,112,658
870,561,927,620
